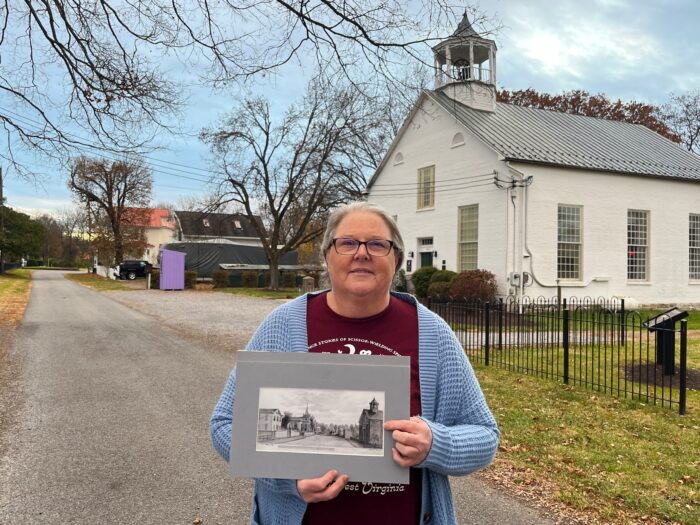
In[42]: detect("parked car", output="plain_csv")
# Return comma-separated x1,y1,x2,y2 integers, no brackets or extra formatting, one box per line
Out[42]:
115,260,152,280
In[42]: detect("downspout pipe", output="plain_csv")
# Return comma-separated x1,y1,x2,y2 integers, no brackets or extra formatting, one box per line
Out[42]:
505,162,558,291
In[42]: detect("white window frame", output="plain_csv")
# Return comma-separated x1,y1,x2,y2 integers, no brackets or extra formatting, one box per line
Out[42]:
458,204,478,271
417,165,435,210
690,213,700,280
627,209,650,281
557,204,583,280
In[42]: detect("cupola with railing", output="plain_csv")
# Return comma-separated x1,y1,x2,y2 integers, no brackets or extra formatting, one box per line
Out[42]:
432,12,497,112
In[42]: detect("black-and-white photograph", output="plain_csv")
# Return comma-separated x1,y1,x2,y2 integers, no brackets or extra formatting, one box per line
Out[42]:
256,388,385,456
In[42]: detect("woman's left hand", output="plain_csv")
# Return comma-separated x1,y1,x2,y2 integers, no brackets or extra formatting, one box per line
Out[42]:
383,416,433,467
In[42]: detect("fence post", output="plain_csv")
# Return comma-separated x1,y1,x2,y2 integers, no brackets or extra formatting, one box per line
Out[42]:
563,306,570,384
498,298,504,351
679,319,687,415
484,304,490,366
620,298,626,346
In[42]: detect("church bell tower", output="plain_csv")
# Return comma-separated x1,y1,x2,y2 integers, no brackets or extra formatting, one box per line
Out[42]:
432,12,497,112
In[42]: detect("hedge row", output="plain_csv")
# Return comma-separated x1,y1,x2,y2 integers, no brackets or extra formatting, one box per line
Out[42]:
412,267,498,301
211,270,320,289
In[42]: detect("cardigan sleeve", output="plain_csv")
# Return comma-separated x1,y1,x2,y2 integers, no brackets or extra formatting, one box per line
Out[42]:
418,317,500,476
209,305,303,498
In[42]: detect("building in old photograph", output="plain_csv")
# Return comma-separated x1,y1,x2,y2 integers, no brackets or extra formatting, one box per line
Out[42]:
258,408,283,431
287,404,316,435
358,398,383,448
366,13,700,305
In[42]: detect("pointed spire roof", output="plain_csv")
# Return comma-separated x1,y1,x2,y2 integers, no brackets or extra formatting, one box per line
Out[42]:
452,11,480,38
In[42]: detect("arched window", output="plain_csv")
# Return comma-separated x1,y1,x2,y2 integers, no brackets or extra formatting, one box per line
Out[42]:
451,132,465,148
393,152,404,165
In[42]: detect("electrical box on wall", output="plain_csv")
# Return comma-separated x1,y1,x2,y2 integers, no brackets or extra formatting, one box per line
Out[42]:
509,272,531,286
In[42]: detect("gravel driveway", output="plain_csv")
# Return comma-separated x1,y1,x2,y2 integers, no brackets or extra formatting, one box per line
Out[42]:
108,289,287,352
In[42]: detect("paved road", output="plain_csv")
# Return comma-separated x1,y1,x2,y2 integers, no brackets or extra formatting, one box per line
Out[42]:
0,271,557,524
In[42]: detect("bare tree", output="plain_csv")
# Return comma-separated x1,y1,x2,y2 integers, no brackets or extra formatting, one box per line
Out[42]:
2,2,180,177
201,81,386,288
55,207,87,264
68,157,152,263
2,2,493,177
34,214,63,265
662,90,700,155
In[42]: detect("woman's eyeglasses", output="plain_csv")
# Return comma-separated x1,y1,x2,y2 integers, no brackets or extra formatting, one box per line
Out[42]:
330,238,395,256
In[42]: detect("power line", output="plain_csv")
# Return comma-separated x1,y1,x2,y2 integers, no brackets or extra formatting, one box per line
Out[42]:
371,184,500,199
368,175,495,194
369,170,497,188
0,106,215,184
366,180,496,198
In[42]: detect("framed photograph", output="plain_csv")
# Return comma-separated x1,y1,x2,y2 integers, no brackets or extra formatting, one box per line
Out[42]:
230,351,410,484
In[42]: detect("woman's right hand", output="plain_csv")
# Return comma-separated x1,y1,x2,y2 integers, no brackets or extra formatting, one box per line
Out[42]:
296,470,349,503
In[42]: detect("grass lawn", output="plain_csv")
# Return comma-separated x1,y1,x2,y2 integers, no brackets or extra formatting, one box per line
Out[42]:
476,357,699,524
0,269,32,325
64,272,134,291
0,269,33,357
215,287,302,299
637,309,700,331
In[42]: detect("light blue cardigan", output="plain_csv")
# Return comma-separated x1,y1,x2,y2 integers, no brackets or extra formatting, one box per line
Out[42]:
210,292,500,525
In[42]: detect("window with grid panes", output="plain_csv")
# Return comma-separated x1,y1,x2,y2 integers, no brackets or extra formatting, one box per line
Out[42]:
627,210,649,280
690,214,700,280
557,205,582,280
458,204,478,271
417,166,435,209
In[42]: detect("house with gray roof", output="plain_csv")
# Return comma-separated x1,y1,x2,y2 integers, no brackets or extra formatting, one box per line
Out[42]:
173,211,264,246
367,14,700,304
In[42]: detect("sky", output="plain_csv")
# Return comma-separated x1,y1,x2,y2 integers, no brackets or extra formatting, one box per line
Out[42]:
4,0,699,217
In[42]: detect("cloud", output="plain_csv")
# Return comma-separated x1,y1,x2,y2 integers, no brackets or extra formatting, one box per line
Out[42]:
502,5,659,82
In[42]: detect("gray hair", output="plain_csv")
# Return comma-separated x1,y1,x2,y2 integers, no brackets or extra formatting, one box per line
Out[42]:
321,201,404,272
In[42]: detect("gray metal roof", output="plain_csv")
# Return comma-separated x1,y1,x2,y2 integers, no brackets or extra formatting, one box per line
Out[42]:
429,90,700,182
174,210,265,238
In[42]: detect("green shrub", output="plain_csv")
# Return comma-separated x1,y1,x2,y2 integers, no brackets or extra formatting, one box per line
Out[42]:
427,281,451,300
449,269,498,302
212,270,230,289
392,269,408,292
429,270,457,284
185,270,197,289
150,270,160,289
411,266,438,297
242,270,258,288
281,272,297,288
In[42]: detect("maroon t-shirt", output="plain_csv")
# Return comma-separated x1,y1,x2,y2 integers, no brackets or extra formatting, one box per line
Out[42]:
302,293,422,525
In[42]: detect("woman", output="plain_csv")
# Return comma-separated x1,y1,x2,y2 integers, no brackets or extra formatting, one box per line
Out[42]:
211,201,499,524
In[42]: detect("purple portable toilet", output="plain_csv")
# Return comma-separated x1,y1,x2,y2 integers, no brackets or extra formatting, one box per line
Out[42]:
160,249,186,290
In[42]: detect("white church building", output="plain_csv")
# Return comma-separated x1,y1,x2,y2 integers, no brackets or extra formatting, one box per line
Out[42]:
367,14,700,305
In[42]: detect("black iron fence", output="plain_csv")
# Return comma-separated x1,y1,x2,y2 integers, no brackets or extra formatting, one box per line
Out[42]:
427,297,689,414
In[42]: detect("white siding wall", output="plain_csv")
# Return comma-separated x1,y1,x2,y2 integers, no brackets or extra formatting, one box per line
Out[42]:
368,97,509,292
369,97,700,304
511,163,700,304
144,227,176,265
